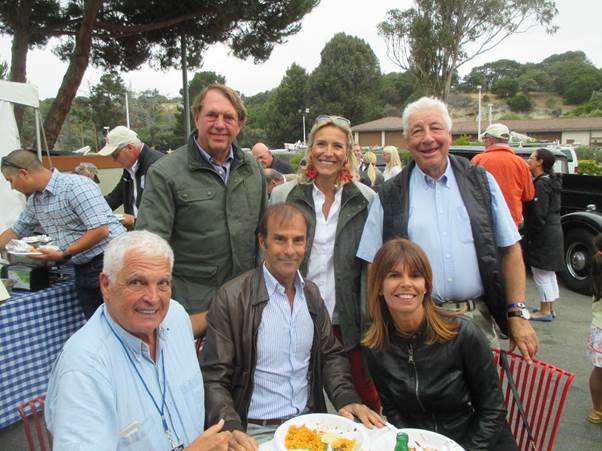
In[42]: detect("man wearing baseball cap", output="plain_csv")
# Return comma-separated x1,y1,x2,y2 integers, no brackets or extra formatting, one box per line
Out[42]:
473,123,534,228
99,126,164,229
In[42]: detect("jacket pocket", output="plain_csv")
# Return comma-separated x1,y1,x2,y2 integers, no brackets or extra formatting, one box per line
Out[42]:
176,188,217,203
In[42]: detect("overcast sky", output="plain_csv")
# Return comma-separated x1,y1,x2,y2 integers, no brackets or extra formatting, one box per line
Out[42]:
1,0,601,100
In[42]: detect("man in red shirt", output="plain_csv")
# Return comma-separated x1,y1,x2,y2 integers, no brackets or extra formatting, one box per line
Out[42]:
473,123,535,228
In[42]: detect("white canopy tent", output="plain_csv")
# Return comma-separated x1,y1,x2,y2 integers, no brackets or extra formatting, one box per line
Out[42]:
0,80,44,231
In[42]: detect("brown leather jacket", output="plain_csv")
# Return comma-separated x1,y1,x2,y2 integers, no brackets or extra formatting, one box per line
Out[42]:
199,267,361,431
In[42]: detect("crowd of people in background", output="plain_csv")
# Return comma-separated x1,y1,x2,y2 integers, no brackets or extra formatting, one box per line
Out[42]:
2,83,602,450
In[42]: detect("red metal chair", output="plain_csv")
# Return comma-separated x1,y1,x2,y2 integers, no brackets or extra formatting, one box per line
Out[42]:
492,349,575,451
16,395,52,451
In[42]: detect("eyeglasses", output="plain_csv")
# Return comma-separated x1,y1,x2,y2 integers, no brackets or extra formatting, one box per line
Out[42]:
315,115,351,126
0,157,25,170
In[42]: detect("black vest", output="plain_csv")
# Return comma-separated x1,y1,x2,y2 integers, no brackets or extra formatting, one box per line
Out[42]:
380,156,508,334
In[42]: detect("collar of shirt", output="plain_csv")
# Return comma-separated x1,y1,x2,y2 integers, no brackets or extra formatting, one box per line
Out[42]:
101,304,167,361
311,182,343,217
262,263,305,299
194,137,234,168
414,158,452,189
126,159,140,177
42,169,61,195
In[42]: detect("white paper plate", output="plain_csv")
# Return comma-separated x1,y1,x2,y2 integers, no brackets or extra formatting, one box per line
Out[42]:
273,413,368,451
370,427,465,450
8,251,44,256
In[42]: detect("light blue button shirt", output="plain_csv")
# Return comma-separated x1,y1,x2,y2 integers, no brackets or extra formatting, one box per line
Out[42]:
357,159,520,302
45,301,204,451
247,265,314,419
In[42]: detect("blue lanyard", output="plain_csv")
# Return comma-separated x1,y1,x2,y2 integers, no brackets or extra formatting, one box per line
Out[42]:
103,312,181,449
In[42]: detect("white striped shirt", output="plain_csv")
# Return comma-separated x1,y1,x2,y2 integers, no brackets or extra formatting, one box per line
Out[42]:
247,265,314,419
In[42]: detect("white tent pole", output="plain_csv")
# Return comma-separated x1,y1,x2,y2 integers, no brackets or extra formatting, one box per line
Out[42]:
34,109,42,160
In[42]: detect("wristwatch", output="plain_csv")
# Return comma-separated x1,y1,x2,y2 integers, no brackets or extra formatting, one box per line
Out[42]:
507,306,530,320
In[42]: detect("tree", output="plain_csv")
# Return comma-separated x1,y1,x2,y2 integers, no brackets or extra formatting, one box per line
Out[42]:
378,0,558,100
563,69,602,104
306,33,382,125
238,90,274,148
1,0,320,148
379,72,415,108
462,59,524,91
88,73,127,140
492,78,519,98
507,93,533,112
265,63,309,147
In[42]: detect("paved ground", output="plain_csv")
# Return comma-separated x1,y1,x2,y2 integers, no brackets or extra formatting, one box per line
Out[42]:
1,276,601,450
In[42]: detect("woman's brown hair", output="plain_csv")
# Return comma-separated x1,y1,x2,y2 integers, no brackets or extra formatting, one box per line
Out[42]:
362,238,459,351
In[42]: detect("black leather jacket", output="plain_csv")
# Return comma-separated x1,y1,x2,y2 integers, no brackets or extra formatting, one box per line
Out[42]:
365,316,508,450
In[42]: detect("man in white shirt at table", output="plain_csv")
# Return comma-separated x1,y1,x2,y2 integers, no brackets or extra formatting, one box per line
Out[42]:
200,203,384,444
45,231,252,451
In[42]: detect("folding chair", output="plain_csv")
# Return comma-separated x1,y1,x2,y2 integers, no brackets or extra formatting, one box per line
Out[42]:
16,395,52,451
492,349,575,451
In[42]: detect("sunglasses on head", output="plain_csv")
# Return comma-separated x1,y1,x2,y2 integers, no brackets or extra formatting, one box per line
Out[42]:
315,115,351,126
1,157,26,170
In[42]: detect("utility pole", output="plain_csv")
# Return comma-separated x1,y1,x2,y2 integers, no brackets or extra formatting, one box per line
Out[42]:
477,85,482,140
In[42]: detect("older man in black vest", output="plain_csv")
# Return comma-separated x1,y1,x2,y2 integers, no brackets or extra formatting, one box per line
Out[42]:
357,96,538,363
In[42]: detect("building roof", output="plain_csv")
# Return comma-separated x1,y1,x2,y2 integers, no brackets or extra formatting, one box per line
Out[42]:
352,116,602,134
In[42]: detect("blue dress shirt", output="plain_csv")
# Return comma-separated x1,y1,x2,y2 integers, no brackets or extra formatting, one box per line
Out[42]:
247,265,314,419
11,169,125,264
194,138,234,183
357,159,520,302
45,301,204,450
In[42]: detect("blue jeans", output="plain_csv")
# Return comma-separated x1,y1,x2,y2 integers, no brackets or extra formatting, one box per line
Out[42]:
74,253,104,319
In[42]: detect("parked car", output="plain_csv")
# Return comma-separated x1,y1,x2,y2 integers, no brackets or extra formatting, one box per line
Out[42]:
448,145,602,295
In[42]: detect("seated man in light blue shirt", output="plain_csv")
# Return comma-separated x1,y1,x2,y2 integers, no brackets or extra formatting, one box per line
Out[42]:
200,203,384,444
45,231,235,451
357,96,539,363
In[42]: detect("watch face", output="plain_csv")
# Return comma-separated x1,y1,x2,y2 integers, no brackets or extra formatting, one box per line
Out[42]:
521,308,531,320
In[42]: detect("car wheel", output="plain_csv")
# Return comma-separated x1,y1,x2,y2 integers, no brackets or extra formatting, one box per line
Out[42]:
560,228,594,295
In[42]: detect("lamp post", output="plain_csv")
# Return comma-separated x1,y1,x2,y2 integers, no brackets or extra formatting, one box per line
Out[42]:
477,85,482,140
300,108,310,145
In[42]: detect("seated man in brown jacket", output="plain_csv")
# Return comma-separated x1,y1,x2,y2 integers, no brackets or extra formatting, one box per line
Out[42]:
199,203,383,444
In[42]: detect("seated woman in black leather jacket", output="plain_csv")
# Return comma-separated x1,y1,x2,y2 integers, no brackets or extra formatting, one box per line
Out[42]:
362,238,517,450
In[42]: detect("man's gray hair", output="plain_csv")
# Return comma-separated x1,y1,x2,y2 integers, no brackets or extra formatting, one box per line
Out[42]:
103,231,174,281
402,97,453,138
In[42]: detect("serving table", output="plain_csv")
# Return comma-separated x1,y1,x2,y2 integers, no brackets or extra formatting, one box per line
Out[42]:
0,281,85,428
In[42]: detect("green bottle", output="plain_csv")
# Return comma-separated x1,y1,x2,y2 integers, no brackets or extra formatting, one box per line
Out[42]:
394,431,409,451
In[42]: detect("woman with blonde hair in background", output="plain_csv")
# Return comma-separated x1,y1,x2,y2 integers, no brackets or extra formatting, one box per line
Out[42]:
270,115,381,412
382,145,402,180
360,151,384,191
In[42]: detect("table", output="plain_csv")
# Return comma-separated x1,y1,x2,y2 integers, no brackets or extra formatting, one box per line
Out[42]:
0,282,85,428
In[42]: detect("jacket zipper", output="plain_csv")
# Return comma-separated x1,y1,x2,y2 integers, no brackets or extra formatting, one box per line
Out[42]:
408,344,427,413
408,343,438,432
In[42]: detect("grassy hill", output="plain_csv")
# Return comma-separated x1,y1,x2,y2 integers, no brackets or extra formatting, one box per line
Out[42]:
447,91,576,121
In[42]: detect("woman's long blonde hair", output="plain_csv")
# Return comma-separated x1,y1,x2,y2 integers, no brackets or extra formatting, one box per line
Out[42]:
383,145,402,170
362,239,459,351
363,151,378,187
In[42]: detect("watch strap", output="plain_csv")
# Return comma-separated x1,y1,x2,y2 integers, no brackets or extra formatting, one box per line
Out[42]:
507,302,527,311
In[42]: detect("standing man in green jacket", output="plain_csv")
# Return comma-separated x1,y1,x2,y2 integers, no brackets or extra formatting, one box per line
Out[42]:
136,84,266,336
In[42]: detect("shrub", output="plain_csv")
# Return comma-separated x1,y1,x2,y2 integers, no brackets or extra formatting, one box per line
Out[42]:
577,160,602,175
507,93,533,112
